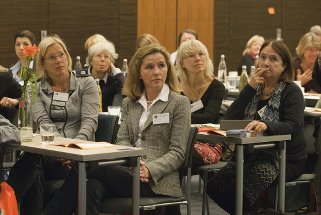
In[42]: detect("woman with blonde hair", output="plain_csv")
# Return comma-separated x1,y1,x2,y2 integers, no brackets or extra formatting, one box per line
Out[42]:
294,32,321,92
136,33,160,49
237,35,265,75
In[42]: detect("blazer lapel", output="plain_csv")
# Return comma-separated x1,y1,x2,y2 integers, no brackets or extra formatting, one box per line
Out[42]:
142,92,172,131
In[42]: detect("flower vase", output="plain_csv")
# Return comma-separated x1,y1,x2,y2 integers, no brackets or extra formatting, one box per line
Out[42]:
18,94,33,142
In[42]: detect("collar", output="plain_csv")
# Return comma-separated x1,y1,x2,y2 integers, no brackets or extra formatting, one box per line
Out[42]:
138,84,169,109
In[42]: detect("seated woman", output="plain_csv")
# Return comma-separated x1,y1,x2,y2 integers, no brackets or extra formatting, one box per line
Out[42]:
294,32,321,93
136,33,160,49
87,41,124,111
7,36,99,215
176,39,225,170
207,40,307,214
41,44,191,215
9,30,36,84
0,72,22,123
237,35,264,75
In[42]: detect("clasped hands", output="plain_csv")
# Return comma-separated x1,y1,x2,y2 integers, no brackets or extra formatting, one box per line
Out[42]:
0,97,19,108
245,120,267,137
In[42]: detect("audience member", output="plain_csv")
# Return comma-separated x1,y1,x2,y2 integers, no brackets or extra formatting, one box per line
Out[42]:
0,113,21,151
207,40,307,214
87,41,124,111
136,33,160,49
7,36,99,215
0,72,22,123
41,44,191,215
9,30,36,83
176,39,225,171
311,26,321,92
170,28,198,64
294,32,321,93
237,35,265,75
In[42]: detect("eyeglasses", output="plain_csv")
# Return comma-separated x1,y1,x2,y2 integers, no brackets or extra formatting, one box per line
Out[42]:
258,54,281,64
44,52,66,62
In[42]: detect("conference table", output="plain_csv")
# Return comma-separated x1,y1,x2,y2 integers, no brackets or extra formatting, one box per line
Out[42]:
19,135,145,215
197,132,290,215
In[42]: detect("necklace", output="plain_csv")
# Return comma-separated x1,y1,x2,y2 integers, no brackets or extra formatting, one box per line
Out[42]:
186,79,203,102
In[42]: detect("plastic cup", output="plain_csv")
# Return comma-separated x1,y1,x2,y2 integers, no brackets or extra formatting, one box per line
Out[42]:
40,123,55,143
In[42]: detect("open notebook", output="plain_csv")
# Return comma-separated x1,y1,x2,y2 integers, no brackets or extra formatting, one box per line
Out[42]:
52,141,113,150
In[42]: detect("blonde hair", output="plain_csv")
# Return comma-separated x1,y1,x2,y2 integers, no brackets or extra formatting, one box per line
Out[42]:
84,34,108,50
123,44,180,101
176,39,214,79
243,35,265,55
36,36,72,79
136,34,160,49
296,32,321,59
310,25,321,36
87,41,118,65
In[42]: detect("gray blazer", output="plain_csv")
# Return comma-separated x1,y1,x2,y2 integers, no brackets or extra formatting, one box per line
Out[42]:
0,114,20,149
116,91,191,197
32,72,99,140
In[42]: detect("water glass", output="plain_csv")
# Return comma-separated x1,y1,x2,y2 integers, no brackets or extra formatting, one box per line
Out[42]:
40,123,55,143
20,126,33,142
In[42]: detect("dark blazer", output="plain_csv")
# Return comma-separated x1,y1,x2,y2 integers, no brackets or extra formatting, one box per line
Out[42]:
0,72,22,122
116,91,191,197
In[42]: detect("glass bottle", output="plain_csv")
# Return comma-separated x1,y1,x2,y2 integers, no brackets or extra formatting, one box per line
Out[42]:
250,65,256,77
74,56,82,70
122,59,128,77
239,65,249,91
218,54,227,84
95,79,103,112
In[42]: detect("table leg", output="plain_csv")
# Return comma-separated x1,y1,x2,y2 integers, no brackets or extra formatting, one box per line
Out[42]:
278,141,286,213
132,157,140,215
78,162,86,215
235,145,244,215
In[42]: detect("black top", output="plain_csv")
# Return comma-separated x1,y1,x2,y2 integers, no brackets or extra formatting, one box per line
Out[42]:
186,79,225,124
237,54,254,75
99,73,124,112
0,72,22,122
294,57,321,93
312,57,321,92
226,83,307,161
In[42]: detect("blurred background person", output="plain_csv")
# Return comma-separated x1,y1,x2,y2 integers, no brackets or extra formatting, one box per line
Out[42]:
237,35,265,75
0,71,22,123
9,30,36,84
310,25,321,91
170,28,198,64
136,33,160,49
87,41,124,111
176,39,225,172
294,32,321,93
207,40,307,214
84,34,108,51
8,36,99,215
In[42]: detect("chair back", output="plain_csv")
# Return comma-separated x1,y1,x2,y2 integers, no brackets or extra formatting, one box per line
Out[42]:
112,93,124,107
180,127,198,179
95,114,119,144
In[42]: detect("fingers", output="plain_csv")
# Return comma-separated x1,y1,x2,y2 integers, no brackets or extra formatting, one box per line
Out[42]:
245,121,267,137
0,97,14,107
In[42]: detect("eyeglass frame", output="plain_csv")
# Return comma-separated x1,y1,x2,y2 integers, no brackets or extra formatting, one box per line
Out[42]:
43,52,66,62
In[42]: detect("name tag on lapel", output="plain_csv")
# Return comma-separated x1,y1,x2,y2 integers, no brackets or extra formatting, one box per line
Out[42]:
153,113,169,125
53,92,69,102
191,100,204,113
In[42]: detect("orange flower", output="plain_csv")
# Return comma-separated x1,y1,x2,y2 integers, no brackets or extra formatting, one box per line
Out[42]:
23,45,40,58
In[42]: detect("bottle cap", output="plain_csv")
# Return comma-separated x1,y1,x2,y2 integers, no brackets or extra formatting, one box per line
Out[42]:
123,59,127,62
221,54,225,58
242,65,247,69
76,56,80,60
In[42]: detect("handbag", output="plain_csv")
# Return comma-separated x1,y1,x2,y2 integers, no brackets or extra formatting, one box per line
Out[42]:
194,142,222,165
0,145,18,215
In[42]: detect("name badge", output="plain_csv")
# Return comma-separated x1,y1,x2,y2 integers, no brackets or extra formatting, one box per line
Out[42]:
191,100,204,113
153,113,170,125
53,92,69,102
258,105,266,118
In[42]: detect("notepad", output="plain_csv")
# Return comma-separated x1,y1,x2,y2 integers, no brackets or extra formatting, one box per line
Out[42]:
53,141,113,150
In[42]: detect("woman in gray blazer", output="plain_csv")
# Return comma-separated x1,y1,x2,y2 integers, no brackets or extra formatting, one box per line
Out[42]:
41,44,191,215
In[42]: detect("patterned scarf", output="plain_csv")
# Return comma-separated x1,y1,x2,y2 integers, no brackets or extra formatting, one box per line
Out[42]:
244,81,286,122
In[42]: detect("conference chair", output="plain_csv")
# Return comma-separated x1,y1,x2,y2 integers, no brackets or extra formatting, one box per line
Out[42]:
99,127,198,215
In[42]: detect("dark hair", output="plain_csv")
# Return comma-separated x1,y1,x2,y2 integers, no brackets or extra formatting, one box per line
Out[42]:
259,40,294,82
14,30,36,45
178,29,198,46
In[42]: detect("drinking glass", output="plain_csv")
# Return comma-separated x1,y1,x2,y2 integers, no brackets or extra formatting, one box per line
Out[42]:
40,123,55,143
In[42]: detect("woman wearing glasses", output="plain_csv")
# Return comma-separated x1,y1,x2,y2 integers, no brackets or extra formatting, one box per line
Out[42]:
207,40,307,214
8,36,99,215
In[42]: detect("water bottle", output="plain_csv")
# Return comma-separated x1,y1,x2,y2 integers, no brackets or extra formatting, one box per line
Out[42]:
218,54,227,84
74,56,82,70
122,59,128,77
239,65,249,91
250,65,256,77
95,79,103,112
